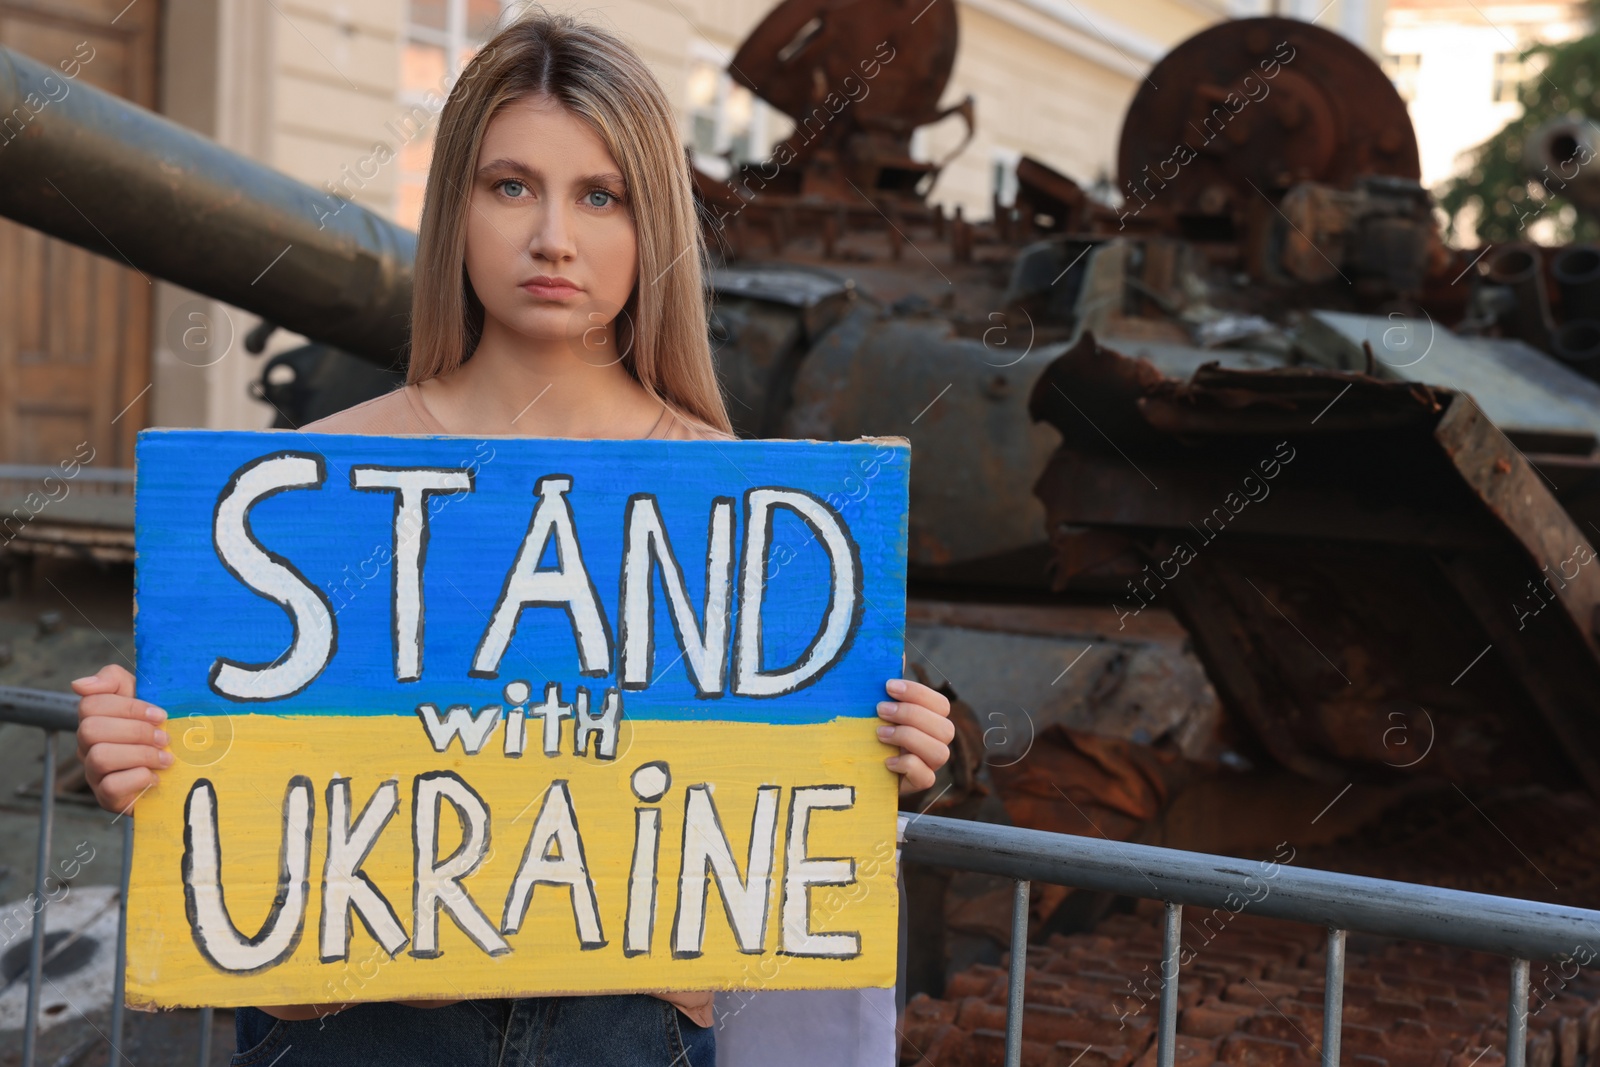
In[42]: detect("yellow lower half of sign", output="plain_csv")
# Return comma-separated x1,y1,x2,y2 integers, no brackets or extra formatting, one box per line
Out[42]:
125,715,899,1008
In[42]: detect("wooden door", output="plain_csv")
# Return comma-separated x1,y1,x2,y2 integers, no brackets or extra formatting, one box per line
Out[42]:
0,0,158,467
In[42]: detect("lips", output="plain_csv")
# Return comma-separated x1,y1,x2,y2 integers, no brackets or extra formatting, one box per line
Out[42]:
520,276,583,299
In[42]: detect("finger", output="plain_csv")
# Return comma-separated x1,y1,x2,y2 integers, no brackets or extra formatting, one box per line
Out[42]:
877,700,956,746
79,693,166,726
95,767,159,815
72,663,136,699
888,753,936,794
80,718,163,764
79,717,170,750
879,723,950,770
83,741,172,782
884,678,950,718
71,674,119,696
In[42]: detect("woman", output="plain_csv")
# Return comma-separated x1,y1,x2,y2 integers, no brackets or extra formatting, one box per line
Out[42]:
73,11,953,1065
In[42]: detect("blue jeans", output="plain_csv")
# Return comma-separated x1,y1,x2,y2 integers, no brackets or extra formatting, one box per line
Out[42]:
231,994,715,1066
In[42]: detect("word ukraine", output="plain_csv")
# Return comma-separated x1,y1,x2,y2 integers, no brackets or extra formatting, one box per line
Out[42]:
128,430,909,1008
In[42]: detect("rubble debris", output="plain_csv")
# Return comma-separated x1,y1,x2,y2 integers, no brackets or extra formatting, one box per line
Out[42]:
906,903,1594,1067
907,787,1600,1066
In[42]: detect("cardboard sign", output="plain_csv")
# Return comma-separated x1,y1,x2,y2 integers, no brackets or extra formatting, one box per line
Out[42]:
126,430,909,1008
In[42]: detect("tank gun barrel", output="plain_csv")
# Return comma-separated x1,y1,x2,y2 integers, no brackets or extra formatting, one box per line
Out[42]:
1527,117,1600,218
0,44,415,367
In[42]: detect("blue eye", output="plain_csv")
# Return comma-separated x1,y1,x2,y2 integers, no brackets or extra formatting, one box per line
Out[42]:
499,179,527,198
586,189,615,208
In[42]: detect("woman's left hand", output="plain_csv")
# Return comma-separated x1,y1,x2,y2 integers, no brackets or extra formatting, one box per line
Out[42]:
878,678,954,794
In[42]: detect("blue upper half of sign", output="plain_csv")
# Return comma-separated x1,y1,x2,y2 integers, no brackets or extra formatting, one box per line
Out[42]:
134,430,910,725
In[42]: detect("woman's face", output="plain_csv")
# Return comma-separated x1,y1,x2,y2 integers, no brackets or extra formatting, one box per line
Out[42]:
464,95,639,357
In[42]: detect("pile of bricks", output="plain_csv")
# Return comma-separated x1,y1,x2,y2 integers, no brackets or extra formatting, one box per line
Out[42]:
901,903,1600,1067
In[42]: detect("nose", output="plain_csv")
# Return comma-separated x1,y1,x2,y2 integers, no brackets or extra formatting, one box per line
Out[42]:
528,199,577,264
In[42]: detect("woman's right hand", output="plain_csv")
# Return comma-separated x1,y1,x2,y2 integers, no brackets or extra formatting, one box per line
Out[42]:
73,664,171,815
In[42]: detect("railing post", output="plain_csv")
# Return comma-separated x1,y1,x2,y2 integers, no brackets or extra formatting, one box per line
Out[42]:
1157,901,1182,1067
1507,957,1530,1067
21,730,58,1067
1004,879,1030,1067
1322,927,1346,1066
109,815,133,1067
198,1006,214,1065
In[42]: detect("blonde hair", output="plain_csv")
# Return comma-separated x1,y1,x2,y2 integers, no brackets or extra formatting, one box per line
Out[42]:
409,9,731,434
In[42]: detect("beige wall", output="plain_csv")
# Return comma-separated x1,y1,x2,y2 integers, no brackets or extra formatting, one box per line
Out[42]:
154,0,404,432
153,0,278,433
153,0,1388,430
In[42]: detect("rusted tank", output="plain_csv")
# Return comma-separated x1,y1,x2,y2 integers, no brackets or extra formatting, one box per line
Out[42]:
695,1,1600,1020
675,0,1600,852
696,1,1494,587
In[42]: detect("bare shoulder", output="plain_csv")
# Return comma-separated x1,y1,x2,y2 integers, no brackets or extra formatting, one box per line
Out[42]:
659,405,738,443
300,388,430,435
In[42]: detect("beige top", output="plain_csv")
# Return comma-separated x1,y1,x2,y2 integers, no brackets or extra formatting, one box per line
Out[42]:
304,384,728,1028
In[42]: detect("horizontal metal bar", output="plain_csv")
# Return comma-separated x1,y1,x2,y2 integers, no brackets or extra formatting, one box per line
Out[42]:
0,464,135,484
0,686,78,733
900,814,1600,963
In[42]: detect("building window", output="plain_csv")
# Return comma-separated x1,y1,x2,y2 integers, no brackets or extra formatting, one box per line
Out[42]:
1382,52,1421,103
1492,50,1525,103
685,55,767,180
397,0,504,227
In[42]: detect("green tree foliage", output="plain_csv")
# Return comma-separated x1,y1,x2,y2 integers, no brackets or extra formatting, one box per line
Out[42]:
1436,9,1600,246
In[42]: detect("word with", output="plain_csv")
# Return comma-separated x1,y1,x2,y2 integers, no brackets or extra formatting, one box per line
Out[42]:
1119,842,1297,1028
706,41,896,232
718,834,897,1028
1,42,95,148
416,680,622,760
1118,41,1296,230
1115,441,1296,629
322,441,497,617
210,457,862,703
1,441,97,545
0,841,96,951
312,47,500,229
180,766,862,972
1514,540,1595,630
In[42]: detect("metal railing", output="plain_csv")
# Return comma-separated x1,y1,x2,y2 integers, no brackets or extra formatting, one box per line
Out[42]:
899,812,1600,1067
6,683,1600,1067
0,685,213,1067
